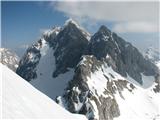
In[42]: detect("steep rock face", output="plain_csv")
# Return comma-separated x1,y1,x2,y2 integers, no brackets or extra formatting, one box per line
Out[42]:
16,39,46,81
0,48,19,71
57,55,160,120
57,55,137,120
87,25,158,84
52,21,89,77
17,20,90,81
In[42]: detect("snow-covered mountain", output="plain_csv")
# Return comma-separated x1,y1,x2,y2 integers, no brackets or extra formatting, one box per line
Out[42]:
59,55,159,120
145,47,160,69
0,48,19,71
1,63,87,119
16,19,159,120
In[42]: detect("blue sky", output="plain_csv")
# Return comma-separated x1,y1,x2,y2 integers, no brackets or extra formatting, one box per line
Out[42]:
1,1,159,56
2,1,67,48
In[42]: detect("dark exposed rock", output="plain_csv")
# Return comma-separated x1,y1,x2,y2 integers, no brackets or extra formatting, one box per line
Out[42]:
52,22,89,77
16,39,42,81
153,74,160,93
58,55,136,120
87,25,158,84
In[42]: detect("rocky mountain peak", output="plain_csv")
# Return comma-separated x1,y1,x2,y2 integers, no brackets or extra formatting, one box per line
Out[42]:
63,18,91,41
64,18,80,27
98,25,111,35
52,20,90,77
88,25,158,84
16,19,160,120
90,25,114,45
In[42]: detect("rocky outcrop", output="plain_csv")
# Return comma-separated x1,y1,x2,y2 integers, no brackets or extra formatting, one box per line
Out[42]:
16,20,90,81
57,55,136,120
52,21,89,77
87,25,158,84
16,39,43,81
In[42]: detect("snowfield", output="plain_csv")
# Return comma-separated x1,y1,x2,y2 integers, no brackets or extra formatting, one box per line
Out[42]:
1,63,87,119
114,83,160,120
85,62,160,120
30,39,75,100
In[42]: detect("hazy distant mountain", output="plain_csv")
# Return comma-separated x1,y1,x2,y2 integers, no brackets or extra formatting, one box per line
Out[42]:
0,48,19,71
16,19,160,120
145,47,160,69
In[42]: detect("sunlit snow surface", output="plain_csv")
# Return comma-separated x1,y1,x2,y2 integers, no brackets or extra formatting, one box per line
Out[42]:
1,63,87,119
114,82,160,120
86,62,160,120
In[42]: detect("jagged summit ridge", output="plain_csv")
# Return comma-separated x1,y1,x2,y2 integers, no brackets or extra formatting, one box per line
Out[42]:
64,18,91,40
64,18,80,27
88,26,158,84
43,26,61,38
16,19,159,120
17,18,158,85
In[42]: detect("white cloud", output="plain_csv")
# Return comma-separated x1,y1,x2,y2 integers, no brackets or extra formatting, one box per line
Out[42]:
112,22,159,33
53,1,158,22
52,1,159,33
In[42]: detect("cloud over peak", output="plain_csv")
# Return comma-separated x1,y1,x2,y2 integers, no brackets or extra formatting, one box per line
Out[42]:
113,22,158,33
52,1,159,33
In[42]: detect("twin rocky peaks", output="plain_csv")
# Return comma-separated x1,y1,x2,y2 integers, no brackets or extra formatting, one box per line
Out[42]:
17,18,158,84
16,19,159,120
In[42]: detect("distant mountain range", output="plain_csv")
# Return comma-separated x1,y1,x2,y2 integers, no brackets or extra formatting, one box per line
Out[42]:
144,47,160,69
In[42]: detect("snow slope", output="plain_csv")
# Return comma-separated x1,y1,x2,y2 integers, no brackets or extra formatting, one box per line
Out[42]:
88,66,160,120
114,82,160,120
1,63,87,119
30,39,75,99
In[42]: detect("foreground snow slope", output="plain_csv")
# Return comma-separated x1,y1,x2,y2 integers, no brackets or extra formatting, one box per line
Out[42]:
1,63,87,119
